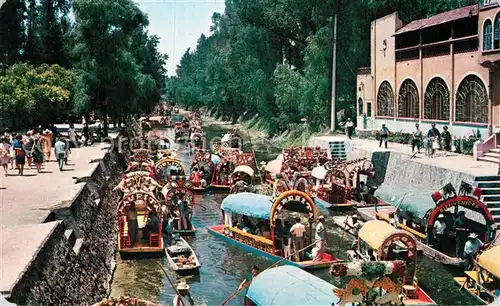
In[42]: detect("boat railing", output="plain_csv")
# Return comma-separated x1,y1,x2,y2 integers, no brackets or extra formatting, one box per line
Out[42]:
225,226,274,254
377,213,427,240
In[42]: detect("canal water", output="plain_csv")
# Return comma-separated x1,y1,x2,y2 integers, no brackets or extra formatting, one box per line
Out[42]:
110,124,477,305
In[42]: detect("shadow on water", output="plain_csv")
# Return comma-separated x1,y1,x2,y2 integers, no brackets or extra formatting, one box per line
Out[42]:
110,126,478,306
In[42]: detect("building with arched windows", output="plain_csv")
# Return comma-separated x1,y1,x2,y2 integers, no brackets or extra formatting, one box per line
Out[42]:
357,1,500,139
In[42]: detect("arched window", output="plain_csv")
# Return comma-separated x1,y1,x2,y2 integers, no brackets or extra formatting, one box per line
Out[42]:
376,81,394,117
398,79,419,119
424,77,450,121
358,98,364,115
455,75,488,123
484,19,493,51
494,15,500,49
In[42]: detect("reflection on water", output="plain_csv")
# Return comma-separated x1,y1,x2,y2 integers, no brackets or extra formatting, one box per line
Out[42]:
110,125,477,305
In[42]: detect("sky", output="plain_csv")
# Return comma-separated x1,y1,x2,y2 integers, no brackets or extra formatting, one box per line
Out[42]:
134,0,225,76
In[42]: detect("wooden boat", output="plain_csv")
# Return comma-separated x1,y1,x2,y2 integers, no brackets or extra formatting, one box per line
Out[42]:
453,246,500,304
229,165,254,194
207,190,340,269
244,265,339,306
309,159,375,209
155,157,186,182
165,235,201,272
189,152,213,191
209,157,235,192
118,192,164,258
161,183,197,236
369,182,497,267
349,220,437,305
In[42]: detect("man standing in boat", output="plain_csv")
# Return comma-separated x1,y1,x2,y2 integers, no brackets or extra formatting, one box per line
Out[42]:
433,214,446,251
345,214,362,251
314,216,327,263
454,211,469,259
126,201,139,248
290,217,306,261
173,281,194,306
464,233,484,270
238,265,260,290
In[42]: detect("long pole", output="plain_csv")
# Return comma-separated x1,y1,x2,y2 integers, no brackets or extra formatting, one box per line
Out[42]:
220,239,342,306
330,13,338,133
158,263,186,306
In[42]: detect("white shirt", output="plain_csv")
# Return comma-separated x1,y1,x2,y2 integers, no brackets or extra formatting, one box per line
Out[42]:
346,121,354,128
351,222,362,236
315,222,325,240
390,217,398,228
68,128,77,139
55,141,66,154
434,220,446,235
464,238,484,256
173,294,192,306
290,223,306,237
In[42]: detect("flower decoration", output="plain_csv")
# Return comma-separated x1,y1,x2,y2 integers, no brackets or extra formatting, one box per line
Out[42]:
330,263,348,277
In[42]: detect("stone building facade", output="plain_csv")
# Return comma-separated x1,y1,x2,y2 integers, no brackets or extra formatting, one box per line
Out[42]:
356,1,500,138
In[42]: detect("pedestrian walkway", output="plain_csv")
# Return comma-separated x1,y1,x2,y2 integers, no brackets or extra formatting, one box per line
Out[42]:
313,135,498,177
0,140,113,228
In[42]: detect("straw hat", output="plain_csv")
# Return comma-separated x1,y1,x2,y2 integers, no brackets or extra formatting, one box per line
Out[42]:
352,214,358,219
468,233,478,239
437,214,445,219
177,282,190,290
260,161,266,165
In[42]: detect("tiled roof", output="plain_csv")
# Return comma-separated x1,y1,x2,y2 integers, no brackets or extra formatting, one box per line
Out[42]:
395,5,479,35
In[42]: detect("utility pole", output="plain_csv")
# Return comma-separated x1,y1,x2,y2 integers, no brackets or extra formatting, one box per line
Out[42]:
330,13,337,133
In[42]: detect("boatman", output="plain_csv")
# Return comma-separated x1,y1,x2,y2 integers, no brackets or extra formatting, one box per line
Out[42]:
454,211,469,259
290,217,306,261
173,281,194,306
345,214,362,251
433,214,446,251
464,233,484,270
238,265,260,291
314,216,327,263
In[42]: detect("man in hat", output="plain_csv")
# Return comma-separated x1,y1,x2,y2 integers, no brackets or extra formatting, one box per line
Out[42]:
453,211,469,259
314,216,327,262
345,118,354,140
290,217,306,261
433,214,447,251
345,214,362,251
173,281,194,306
464,233,484,270
379,123,390,148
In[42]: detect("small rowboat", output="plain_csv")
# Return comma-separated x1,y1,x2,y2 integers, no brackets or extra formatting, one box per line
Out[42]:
165,236,201,272
173,224,196,236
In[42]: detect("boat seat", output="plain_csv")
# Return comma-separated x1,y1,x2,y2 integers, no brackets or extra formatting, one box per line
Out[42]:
149,224,161,247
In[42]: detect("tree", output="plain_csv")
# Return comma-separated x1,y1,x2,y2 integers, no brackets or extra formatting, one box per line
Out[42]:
0,0,26,71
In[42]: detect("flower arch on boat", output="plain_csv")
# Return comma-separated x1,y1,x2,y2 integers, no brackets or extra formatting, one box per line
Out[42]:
269,190,317,227
154,158,185,175
118,191,161,216
164,187,194,205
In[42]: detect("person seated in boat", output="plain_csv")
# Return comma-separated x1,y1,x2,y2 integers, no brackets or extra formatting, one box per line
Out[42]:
238,265,260,290
143,210,160,243
173,282,194,306
356,181,370,203
241,216,253,233
464,233,484,270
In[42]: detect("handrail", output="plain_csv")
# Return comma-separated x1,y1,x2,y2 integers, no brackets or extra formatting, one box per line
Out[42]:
474,132,499,159
225,225,273,245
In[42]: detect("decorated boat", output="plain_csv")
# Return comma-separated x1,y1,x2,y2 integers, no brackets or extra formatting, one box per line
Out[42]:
118,191,163,258
115,172,162,194
161,181,196,235
310,158,375,209
454,246,500,304
244,265,339,305
155,157,186,182
189,151,214,192
230,165,254,194
165,235,201,272
207,190,339,269
209,157,236,191
372,182,497,266
341,220,436,305
189,131,205,151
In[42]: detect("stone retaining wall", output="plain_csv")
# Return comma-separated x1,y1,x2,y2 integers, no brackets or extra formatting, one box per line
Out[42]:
8,120,140,306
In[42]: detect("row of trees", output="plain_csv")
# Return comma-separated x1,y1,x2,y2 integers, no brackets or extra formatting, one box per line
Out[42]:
0,0,167,133
167,0,478,135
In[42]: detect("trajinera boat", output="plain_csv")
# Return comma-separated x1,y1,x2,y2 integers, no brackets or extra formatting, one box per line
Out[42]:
244,265,339,305
161,182,197,235
454,246,500,304
207,190,339,269
351,220,436,305
367,182,497,266
165,235,201,272
118,191,164,258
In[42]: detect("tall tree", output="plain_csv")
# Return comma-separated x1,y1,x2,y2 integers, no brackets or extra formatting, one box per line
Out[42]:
0,0,26,71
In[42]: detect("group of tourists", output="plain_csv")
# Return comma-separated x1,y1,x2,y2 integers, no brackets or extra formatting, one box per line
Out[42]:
432,211,492,269
411,123,453,157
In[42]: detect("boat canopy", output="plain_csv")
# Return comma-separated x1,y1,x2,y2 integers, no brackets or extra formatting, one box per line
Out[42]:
221,193,272,219
232,165,254,177
478,246,500,278
246,265,339,306
221,133,231,143
265,159,282,174
359,220,398,250
374,183,435,220
311,165,328,180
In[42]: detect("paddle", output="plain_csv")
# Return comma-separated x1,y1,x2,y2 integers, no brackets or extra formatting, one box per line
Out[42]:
158,263,187,306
